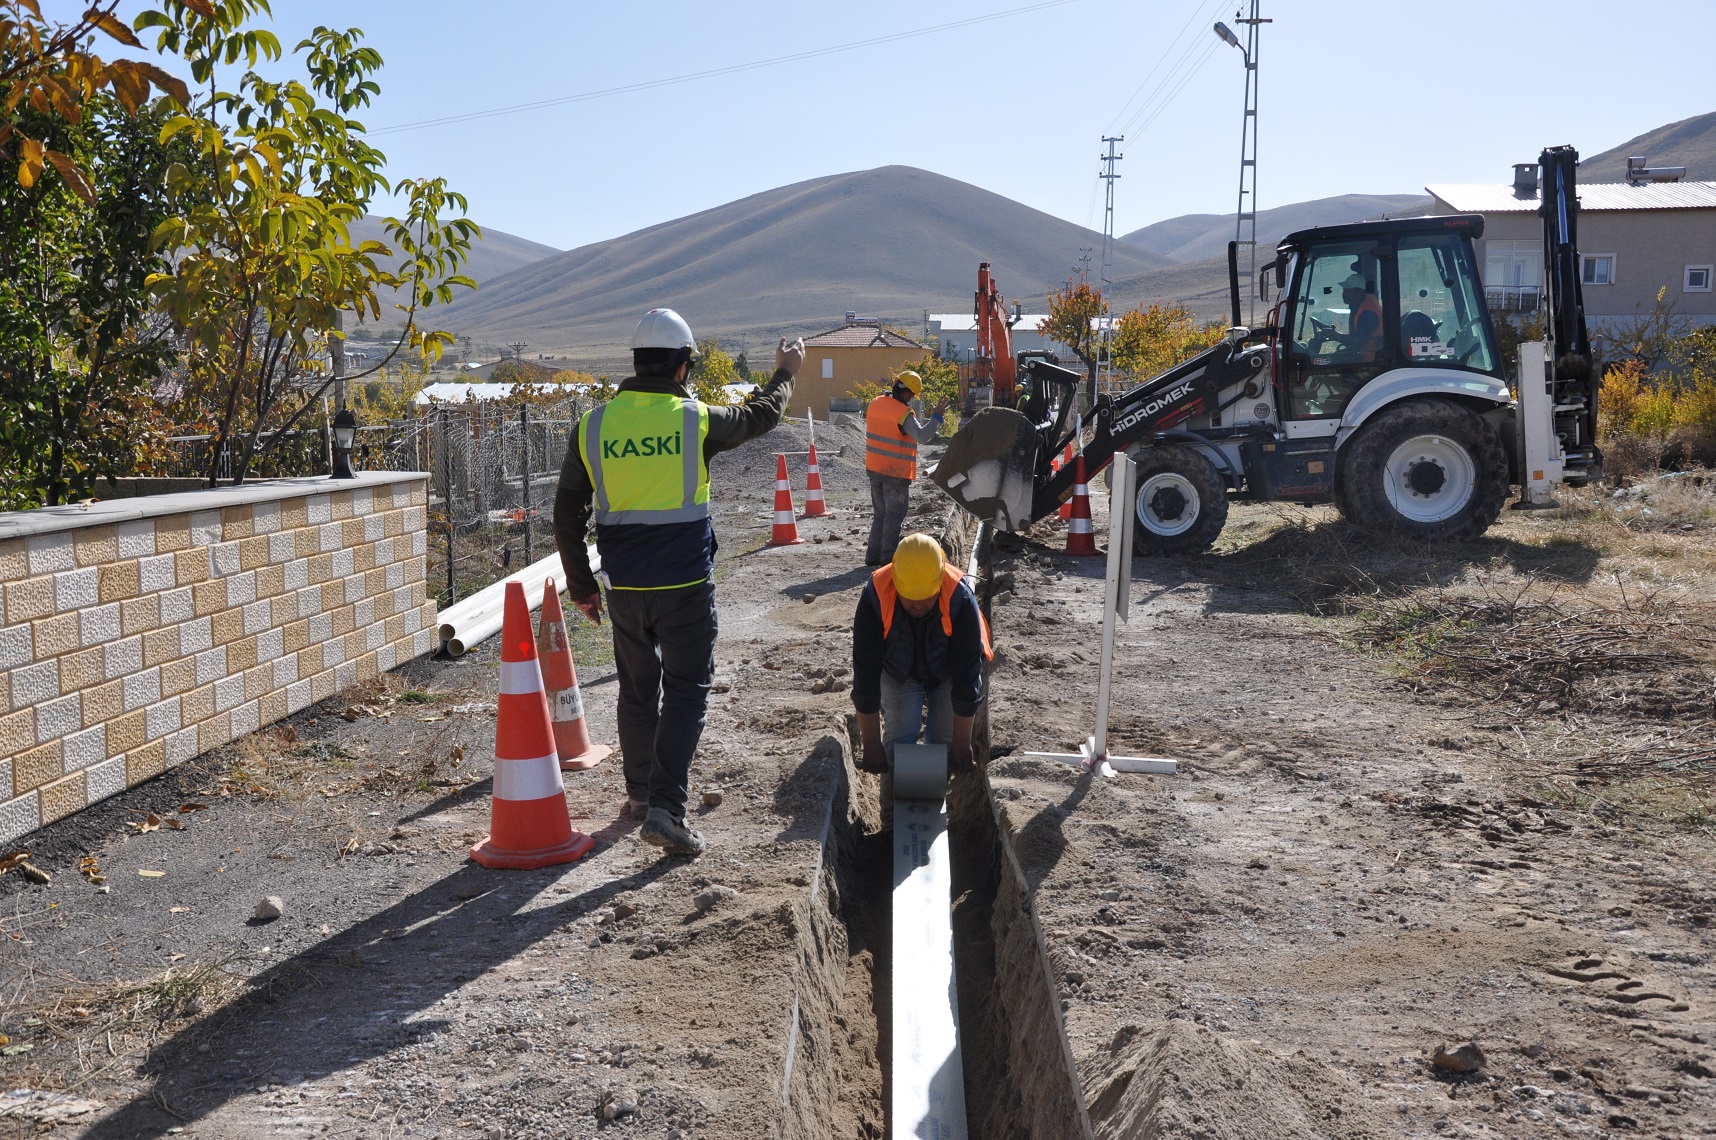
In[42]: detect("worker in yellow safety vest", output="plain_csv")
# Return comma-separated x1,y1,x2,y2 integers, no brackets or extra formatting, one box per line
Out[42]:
553,307,805,857
863,370,947,566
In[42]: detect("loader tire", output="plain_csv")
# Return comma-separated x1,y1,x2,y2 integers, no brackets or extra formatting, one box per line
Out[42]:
1130,445,1228,556
1338,398,1508,540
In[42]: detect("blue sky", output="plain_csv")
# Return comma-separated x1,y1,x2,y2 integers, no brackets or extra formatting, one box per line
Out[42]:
115,0,1714,250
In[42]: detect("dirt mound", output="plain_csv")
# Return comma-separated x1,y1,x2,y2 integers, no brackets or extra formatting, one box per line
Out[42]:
1084,1021,1387,1140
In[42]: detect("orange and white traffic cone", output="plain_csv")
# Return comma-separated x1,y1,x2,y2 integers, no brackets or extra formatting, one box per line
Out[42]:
537,578,610,772
802,444,830,518
1058,444,1074,520
470,581,595,870
767,453,804,546
1064,454,1098,556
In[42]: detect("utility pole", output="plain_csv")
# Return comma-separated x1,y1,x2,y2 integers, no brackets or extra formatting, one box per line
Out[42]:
1076,247,1093,285
1218,3,1271,326
507,341,528,366
331,310,346,411
1098,136,1124,394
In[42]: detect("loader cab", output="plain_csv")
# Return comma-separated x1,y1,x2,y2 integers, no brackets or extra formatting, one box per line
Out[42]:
1274,215,1501,426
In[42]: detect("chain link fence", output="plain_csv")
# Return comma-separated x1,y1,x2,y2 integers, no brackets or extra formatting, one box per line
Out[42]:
372,397,588,607
156,396,593,607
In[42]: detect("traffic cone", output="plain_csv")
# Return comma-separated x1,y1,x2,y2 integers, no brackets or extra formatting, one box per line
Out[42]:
1058,444,1074,520
1064,454,1098,556
470,581,595,870
802,444,830,518
537,578,610,772
767,453,804,546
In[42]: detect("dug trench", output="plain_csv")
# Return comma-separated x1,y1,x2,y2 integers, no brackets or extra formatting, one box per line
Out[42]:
4,420,1713,1137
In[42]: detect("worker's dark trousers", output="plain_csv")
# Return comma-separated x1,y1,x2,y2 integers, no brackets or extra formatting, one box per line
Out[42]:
606,581,718,819
865,472,912,564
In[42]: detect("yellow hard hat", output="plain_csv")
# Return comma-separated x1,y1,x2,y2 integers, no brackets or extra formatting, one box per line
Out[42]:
895,370,923,397
892,533,945,600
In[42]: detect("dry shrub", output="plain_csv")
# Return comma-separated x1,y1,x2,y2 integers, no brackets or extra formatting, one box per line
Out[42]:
1599,361,1716,475
1352,582,1716,724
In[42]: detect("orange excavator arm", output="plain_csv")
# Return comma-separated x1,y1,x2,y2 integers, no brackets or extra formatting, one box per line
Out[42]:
974,261,1018,406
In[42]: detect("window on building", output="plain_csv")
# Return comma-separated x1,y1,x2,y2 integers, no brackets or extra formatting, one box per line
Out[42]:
1483,240,1542,312
821,357,833,379
1581,254,1615,286
1686,265,1713,293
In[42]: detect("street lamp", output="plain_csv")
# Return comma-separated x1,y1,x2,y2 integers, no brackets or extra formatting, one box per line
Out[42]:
330,408,357,479
1214,5,1268,325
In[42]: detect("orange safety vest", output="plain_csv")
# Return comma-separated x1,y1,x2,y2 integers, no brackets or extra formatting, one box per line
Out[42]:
871,563,994,660
865,394,918,480
1350,293,1384,355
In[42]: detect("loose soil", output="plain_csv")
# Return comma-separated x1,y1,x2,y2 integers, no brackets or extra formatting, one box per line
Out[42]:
2,416,1713,1139
0,419,891,1140
975,481,1716,1139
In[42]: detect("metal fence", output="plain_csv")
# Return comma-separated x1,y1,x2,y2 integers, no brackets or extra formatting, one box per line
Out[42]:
158,397,592,607
377,398,587,607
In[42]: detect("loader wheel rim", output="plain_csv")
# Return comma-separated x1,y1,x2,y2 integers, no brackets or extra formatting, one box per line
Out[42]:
1382,433,1475,523
1137,473,1201,537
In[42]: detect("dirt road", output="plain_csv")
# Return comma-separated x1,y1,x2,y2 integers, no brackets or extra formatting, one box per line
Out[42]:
0,420,891,1139
0,418,1711,1139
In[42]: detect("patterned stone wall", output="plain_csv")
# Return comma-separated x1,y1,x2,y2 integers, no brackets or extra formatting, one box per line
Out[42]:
0,474,436,843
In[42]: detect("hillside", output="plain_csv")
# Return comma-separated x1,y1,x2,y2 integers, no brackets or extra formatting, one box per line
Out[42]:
348,215,559,285
1121,193,1432,263
1579,110,1716,182
443,165,1173,359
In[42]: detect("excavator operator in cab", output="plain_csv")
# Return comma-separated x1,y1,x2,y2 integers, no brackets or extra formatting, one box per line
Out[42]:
1335,273,1384,359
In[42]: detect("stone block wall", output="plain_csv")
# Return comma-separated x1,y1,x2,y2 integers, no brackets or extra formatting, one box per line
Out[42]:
0,473,436,843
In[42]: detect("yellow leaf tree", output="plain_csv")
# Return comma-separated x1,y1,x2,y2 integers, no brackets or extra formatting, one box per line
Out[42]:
1037,280,1106,394
0,0,199,201
1110,302,1225,381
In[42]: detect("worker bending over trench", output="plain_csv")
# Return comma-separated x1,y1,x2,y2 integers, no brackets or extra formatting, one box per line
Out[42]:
851,533,993,819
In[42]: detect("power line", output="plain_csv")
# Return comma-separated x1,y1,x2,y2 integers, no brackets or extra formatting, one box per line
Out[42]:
1105,0,1223,134
369,0,1080,137
1124,37,1222,139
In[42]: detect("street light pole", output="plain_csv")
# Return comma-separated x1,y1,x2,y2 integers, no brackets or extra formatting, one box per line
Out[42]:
1215,4,1271,327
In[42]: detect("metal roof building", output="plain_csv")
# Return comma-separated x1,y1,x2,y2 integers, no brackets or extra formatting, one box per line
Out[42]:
1427,176,1716,330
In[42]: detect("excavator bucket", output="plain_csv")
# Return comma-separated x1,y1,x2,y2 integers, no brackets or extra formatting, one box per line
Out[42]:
930,407,1040,531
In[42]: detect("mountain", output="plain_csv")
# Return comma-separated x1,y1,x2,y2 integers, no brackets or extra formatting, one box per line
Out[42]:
1121,193,1433,263
1578,110,1716,182
348,215,559,289
444,166,1173,359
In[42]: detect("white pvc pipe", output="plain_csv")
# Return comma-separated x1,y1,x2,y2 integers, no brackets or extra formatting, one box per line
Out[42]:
436,554,560,643
437,547,601,657
893,743,969,1139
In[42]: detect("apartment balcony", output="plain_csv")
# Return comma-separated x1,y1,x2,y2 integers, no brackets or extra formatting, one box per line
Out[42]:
1486,285,1541,312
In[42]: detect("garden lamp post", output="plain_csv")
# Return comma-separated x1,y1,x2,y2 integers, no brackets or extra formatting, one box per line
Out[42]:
331,408,357,479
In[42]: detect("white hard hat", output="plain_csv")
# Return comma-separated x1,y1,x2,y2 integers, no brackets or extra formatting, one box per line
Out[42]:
631,308,696,352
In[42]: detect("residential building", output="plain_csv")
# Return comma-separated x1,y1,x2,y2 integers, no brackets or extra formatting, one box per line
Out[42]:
1427,168,1716,331
928,313,1056,362
796,315,928,418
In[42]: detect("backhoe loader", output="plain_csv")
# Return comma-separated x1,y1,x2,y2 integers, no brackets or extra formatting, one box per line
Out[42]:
932,146,1599,553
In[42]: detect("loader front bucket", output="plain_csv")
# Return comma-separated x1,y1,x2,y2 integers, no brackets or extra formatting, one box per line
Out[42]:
930,407,1040,531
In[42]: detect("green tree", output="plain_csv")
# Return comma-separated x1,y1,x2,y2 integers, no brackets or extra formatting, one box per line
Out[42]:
0,0,192,200
1038,280,1105,385
689,338,738,405
1110,302,1224,381
142,10,477,484
0,91,183,507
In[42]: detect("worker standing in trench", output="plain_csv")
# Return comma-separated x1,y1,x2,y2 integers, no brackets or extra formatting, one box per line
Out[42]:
851,533,992,821
863,370,947,566
553,307,805,857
